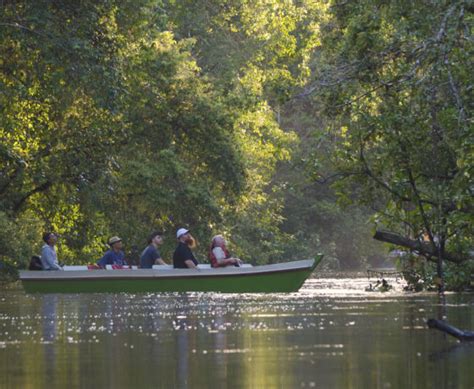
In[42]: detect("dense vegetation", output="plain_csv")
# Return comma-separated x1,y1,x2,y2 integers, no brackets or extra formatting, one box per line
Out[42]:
1,1,472,289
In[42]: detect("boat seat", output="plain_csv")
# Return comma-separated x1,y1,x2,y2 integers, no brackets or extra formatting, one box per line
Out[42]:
152,265,174,270
196,264,253,268
151,264,252,270
104,265,138,270
62,264,253,271
63,265,89,271
152,264,214,269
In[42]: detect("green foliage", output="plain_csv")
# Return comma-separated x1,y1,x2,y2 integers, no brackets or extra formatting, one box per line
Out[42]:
0,211,42,268
1,0,468,284
0,0,302,266
443,261,474,291
400,254,474,292
306,1,473,279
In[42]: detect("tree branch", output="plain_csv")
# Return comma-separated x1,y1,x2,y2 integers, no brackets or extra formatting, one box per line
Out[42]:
373,230,471,263
12,180,52,213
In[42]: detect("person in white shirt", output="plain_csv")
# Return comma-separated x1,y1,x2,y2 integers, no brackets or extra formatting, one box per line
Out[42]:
208,235,241,268
40,232,62,270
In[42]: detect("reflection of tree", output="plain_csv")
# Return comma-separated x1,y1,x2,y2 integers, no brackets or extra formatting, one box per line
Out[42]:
212,313,229,386
241,318,294,388
428,342,474,362
177,326,189,389
175,293,192,389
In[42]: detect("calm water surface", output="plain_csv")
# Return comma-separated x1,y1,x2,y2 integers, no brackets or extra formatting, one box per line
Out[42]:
1,276,473,388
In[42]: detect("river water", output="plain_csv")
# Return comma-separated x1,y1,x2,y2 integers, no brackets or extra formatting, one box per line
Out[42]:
1,275,473,388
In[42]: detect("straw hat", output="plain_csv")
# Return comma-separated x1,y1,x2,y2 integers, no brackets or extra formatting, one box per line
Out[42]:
108,236,122,245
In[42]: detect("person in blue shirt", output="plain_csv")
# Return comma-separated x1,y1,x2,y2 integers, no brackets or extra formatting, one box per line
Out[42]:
140,231,167,268
97,236,128,268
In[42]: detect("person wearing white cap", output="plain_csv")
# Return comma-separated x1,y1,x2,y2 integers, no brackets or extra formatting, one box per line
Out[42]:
173,228,199,269
97,236,128,268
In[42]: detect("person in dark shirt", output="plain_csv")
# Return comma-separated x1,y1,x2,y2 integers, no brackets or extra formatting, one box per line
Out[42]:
140,231,167,268
97,236,128,268
173,228,199,269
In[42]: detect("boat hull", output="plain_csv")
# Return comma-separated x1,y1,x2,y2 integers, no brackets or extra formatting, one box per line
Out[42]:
19,256,322,294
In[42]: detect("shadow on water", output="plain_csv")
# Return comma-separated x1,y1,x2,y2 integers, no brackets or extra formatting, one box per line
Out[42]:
428,342,474,362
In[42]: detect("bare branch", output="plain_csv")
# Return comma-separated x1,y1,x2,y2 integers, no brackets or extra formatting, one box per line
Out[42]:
12,180,52,213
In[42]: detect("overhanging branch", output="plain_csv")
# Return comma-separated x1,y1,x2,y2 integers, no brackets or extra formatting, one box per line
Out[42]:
373,230,471,264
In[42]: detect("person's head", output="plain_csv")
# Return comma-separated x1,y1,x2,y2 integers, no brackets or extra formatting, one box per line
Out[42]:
176,228,195,247
211,234,226,248
148,231,163,246
108,236,123,251
43,232,57,246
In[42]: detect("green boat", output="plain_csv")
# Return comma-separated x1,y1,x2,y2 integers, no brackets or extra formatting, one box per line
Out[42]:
19,255,323,293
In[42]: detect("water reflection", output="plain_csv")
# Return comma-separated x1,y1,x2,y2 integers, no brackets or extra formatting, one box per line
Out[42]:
0,276,473,388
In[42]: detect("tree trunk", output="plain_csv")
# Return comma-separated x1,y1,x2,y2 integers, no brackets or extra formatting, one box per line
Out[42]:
373,230,470,264
436,240,444,293
427,319,474,342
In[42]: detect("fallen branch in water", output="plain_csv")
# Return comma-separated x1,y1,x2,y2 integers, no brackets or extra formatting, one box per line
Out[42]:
427,319,474,342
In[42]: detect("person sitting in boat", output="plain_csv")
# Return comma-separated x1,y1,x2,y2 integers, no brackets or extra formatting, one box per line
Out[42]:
208,234,241,268
140,231,167,268
40,232,63,270
173,228,199,269
97,236,128,268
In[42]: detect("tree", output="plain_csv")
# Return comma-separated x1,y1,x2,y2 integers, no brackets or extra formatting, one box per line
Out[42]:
304,1,473,283
0,1,248,264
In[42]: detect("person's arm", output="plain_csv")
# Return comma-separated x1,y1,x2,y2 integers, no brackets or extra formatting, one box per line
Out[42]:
97,252,110,268
155,258,167,265
184,259,197,269
153,249,166,265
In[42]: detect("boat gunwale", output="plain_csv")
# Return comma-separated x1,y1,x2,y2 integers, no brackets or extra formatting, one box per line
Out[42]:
19,259,316,282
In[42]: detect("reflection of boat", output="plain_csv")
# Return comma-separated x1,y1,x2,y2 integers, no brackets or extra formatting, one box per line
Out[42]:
19,255,323,293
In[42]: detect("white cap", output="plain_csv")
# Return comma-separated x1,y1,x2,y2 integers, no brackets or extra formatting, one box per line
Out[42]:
176,228,189,239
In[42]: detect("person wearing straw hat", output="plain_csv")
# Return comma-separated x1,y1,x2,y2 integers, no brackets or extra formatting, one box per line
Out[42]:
97,236,128,268
173,228,199,269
